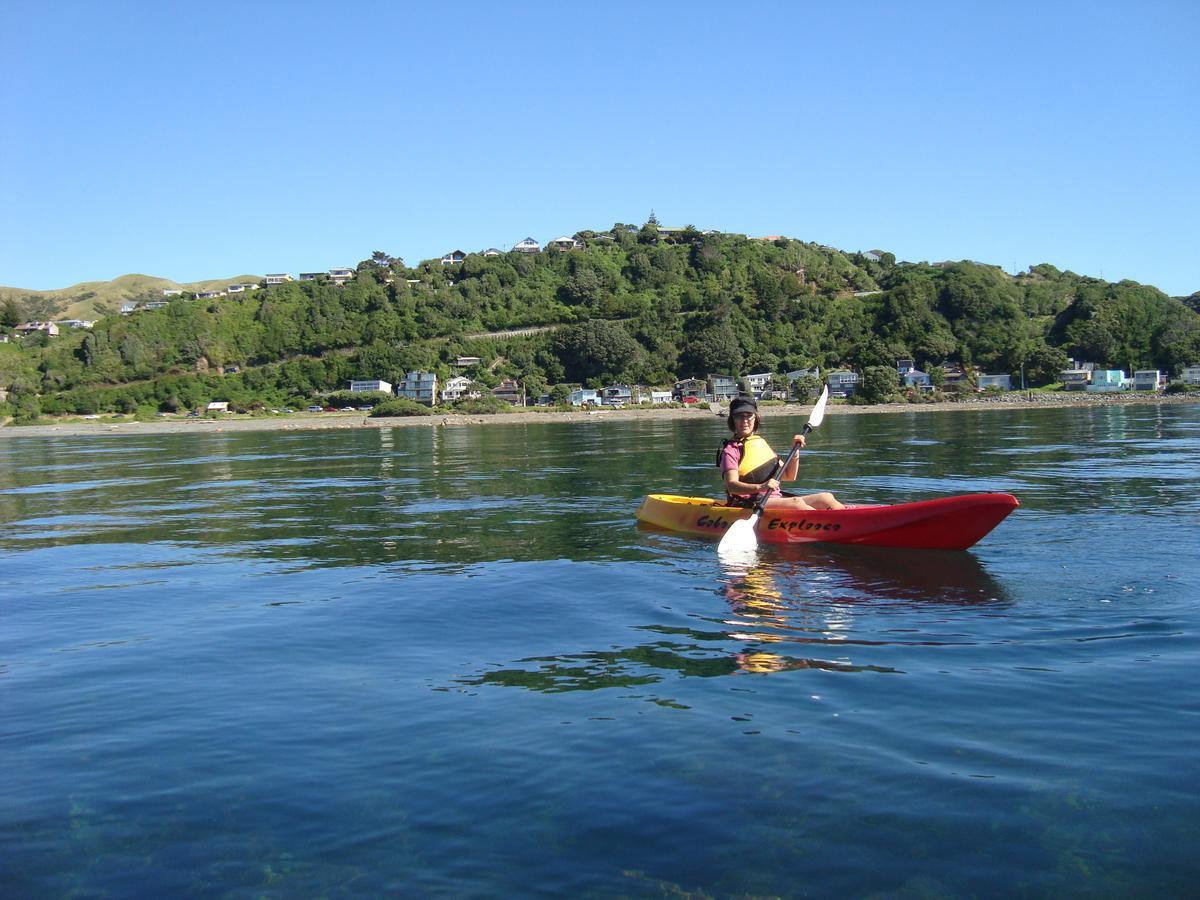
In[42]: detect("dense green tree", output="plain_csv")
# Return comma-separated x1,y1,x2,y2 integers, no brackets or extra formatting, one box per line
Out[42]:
562,264,606,306
935,265,1026,368
552,320,645,383
10,384,42,422
1021,344,1070,386
523,372,548,401
1,297,23,328
1154,307,1200,374
680,320,742,376
357,250,402,272
745,350,780,375
689,240,724,276
856,365,900,404
790,375,822,401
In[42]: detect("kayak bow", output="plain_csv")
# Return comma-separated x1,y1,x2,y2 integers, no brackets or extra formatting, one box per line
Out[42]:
637,492,1018,551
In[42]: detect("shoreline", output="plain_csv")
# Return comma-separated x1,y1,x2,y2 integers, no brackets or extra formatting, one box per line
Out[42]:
2,392,1196,438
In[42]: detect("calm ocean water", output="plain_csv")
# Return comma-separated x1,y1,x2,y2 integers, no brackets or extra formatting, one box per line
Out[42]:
2,403,1198,897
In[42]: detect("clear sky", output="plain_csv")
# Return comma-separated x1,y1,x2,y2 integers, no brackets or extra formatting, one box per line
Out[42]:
3,0,1196,296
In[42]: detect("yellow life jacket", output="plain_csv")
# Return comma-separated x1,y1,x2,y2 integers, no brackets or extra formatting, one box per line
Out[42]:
718,433,780,495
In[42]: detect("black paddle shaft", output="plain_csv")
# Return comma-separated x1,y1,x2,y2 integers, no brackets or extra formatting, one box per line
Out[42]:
747,422,813,517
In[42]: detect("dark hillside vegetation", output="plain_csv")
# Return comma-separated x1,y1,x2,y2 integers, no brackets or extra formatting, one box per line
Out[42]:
2,225,1198,421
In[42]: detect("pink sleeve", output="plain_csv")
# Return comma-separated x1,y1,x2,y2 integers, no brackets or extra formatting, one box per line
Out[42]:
719,442,741,474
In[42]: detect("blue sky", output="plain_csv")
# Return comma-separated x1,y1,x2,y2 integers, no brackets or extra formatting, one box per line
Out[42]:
3,0,1196,295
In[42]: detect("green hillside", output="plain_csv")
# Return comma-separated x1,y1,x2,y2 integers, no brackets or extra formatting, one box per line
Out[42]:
2,224,1198,423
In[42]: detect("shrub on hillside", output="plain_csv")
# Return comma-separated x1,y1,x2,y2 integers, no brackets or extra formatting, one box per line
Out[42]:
322,390,392,408
452,396,513,414
8,386,42,424
369,398,432,417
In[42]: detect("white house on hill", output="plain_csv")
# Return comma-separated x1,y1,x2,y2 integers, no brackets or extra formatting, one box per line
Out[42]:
398,372,438,405
441,375,475,402
349,379,392,394
16,321,59,336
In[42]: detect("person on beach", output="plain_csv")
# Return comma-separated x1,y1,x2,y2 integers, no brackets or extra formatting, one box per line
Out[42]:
716,396,844,511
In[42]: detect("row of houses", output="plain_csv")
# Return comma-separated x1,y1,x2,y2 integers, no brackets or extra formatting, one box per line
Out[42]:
343,366,992,410
438,237,580,264
3,319,98,338
110,269,360,314
12,321,61,336
437,228,729,265
346,369,871,408
534,359,1194,408
1058,361,1199,391
348,375,524,407
344,368,854,409
350,375,677,408
566,386,673,406
894,359,1199,394
673,364,976,401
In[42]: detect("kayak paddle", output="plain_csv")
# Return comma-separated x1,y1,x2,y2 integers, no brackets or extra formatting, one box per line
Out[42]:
717,386,830,557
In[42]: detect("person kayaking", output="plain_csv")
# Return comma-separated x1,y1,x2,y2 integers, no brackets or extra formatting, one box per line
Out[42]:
717,395,844,511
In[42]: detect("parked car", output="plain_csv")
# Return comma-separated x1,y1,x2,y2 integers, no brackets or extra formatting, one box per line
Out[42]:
307,405,323,412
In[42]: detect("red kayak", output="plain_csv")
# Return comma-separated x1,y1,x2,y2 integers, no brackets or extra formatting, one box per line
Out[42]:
636,492,1018,551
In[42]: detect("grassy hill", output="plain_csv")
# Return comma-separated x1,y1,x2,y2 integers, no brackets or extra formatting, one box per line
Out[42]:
0,274,264,320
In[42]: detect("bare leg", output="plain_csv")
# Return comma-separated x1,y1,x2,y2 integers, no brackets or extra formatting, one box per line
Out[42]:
763,492,845,511
802,491,844,510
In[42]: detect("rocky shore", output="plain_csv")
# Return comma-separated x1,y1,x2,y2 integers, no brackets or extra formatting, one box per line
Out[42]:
2,391,1195,439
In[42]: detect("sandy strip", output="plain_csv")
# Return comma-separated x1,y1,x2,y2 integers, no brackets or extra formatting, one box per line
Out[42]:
2,392,1196,439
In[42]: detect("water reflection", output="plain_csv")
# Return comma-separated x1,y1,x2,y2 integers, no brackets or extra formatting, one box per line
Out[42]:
755,543,1011,606
452,544,1010,698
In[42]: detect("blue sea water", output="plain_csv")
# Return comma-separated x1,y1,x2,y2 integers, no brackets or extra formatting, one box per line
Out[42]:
2,403,1199,897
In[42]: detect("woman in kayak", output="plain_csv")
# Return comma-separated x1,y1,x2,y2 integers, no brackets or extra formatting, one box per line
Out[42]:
717,396,844,511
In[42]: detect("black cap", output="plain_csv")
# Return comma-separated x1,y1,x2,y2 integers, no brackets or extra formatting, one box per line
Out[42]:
728,395,758,416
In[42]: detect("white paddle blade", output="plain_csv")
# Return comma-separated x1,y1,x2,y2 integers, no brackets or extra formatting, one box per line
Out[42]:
718,513,760,556
807,386,830,430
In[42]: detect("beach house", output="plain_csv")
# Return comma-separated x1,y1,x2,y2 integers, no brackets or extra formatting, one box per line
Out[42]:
397,372,439,405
